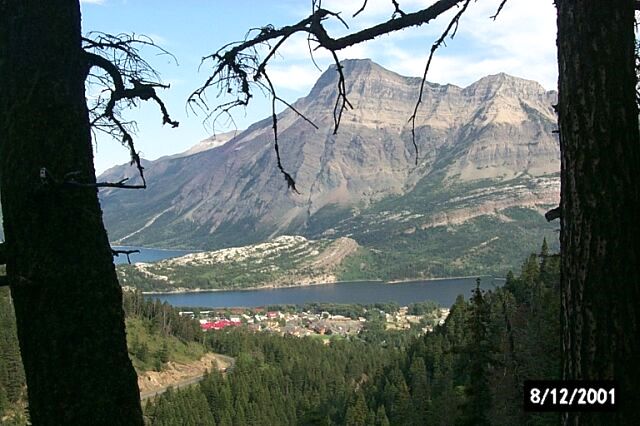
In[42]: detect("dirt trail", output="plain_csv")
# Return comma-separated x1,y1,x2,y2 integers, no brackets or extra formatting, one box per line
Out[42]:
138,353,234,400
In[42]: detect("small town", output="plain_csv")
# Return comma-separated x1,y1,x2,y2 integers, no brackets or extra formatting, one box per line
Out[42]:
179,306,451,339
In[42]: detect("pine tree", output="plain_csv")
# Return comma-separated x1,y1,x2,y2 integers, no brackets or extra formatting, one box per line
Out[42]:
461,278,492,426
385,367,411,425
344,391,368,426
408,356,430,424
374,405,390,426
159,341,170,364
217,409,233,426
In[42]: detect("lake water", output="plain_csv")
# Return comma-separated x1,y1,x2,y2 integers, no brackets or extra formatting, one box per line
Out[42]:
112,246,196,265
149,277,501,309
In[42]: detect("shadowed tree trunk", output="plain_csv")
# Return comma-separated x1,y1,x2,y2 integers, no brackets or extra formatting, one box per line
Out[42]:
556,1,640,424
0,1,143,424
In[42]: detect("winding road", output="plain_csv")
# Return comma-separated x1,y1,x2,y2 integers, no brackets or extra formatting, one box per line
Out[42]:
140,353,235,401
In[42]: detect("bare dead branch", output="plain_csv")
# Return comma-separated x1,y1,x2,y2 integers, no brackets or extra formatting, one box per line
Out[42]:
271,93,319,131
263,73,300,194
353,0,368,17
193,0,467,115
194,0,469,190
69,177,146,190
391,0,407,18
83,33,178,189
408,0,472,165
39,168,145,190
545,206,562,222
86,53,178,129
328,51,354,134
319,0,468,50
111,248,140,264
255,34,294,79
490,0,509,20
307,35,324,72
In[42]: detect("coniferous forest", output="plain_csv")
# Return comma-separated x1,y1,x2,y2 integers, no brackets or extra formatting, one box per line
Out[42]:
1,1,637,424
0,243,560,425
145,244,560,426
144,242,560,426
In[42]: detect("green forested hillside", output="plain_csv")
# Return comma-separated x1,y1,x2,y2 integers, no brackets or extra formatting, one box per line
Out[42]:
1,244,560,425
116,209,558,293
123,292,205,372
337,207,559,281
0,290,206,424
117,236,343,292
144,242,561,425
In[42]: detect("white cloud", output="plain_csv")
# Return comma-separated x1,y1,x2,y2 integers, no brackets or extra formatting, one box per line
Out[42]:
268,64,322,92
308,0,431,22
233,0,557,101
455,0,558,87
263,33,373,92
274,32,372,62
326,0,559,89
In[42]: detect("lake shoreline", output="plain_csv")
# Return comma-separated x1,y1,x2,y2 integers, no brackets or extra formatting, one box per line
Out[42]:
146,277,495,309
141,279,383,295
140,276,484,296
111,244,201,253
386,275,487,284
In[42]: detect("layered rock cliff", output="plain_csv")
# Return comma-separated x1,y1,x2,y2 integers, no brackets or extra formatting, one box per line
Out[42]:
99,59,559,263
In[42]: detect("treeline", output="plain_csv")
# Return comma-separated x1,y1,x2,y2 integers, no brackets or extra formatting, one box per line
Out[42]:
1,241,559,425
0,289,206,423
117,239,335,293
345,240,561,425
145,330,397,425
145,240,560,425
123,290,201,343
123,291,206,373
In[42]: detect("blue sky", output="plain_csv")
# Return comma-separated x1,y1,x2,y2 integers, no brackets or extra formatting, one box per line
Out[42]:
80,0,558,174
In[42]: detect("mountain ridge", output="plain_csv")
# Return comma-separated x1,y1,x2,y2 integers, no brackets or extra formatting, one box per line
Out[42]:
99,59,559,277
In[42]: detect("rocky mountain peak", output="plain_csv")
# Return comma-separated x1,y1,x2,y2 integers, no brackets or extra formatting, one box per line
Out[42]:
464,72,551,99
99,60,560,250
309,58,416,98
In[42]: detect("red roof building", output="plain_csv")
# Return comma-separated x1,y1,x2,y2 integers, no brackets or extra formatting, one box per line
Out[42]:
200,320,241,331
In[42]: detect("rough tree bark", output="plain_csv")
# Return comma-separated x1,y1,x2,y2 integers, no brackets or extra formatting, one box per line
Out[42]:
0,2,143,424
556,1,640,424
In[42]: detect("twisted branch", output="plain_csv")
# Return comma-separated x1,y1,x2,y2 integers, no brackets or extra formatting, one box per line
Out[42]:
408,0,472,165
490,0,509,20
83,33,179,188
193,0,470,189
111,248,140,264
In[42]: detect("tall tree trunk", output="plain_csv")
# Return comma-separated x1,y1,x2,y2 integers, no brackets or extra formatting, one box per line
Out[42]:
0,1,143,424
556,1,640,424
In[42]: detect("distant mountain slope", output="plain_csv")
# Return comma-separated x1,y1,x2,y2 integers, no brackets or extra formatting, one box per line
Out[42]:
117,235,359,292
100,59,559,276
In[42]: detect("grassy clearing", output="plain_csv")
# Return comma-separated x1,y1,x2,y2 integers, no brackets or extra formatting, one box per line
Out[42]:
126,318,205,373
